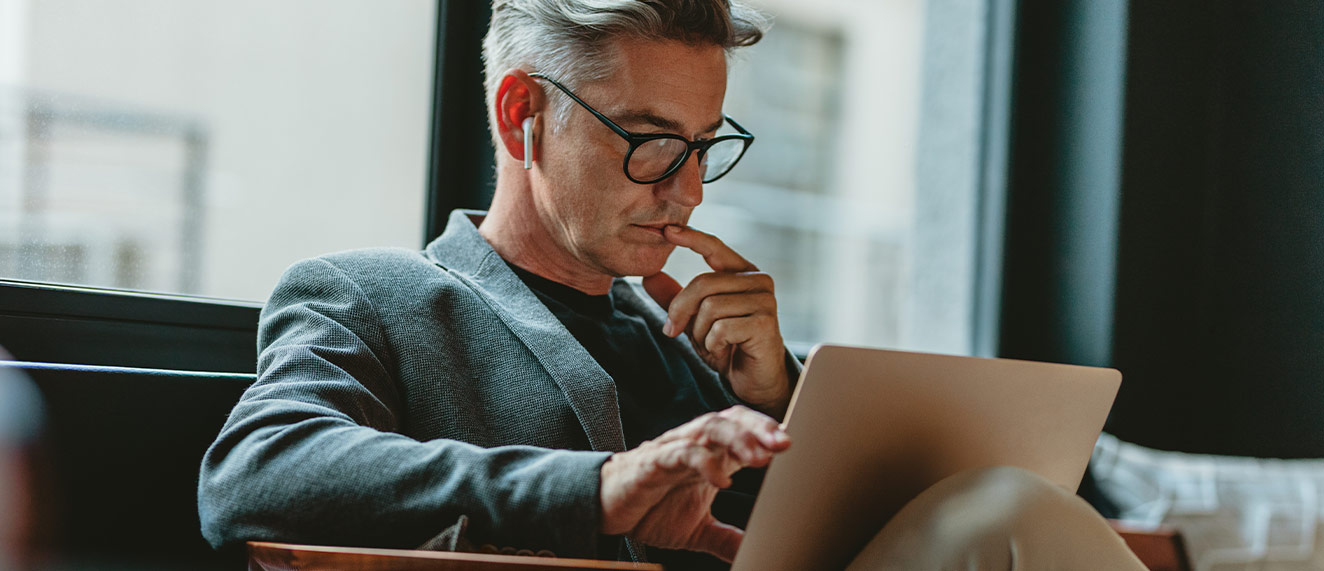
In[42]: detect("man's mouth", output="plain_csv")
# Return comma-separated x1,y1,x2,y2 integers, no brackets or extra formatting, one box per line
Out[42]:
632,223,677,237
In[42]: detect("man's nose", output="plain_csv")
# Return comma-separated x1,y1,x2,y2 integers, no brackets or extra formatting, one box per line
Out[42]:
656,150,704,207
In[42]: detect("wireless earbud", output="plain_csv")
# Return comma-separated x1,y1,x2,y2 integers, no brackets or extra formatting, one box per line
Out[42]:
522,117,534,170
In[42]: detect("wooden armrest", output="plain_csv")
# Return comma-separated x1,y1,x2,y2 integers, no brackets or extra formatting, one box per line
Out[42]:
1107,520,1191,571
247,541,663,571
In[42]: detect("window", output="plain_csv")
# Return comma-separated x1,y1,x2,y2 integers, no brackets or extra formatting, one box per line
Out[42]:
0,0,437,302
662,0,994,356
3,0,1003,363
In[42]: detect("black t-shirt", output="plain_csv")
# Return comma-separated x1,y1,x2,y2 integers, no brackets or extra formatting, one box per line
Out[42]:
509,263,764,569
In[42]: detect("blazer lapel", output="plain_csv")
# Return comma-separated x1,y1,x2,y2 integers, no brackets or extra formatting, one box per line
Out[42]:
425,211,627,453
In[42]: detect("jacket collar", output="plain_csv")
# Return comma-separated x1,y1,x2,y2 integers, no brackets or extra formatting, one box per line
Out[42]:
424,210,628,453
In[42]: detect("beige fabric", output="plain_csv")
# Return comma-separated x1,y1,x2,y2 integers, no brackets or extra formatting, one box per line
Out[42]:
845,466,1146,571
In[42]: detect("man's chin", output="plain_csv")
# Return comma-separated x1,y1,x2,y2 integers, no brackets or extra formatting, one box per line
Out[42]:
609,245,675,277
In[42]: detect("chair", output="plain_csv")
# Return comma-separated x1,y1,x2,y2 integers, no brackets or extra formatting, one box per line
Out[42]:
3,360,252,569
1109,520,1192,571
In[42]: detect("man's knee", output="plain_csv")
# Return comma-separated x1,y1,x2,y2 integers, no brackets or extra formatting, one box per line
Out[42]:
910,466,1069,539
938,465,1061,502
847,466,1143,570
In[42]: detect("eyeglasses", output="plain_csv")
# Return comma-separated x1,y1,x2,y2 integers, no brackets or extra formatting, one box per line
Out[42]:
529,73,754,185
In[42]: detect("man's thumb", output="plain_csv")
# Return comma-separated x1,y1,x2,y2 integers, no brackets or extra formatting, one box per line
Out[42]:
693,519,745,563
642,271,683,310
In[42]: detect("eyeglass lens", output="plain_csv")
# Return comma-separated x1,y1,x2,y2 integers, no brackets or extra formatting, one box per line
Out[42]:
701,138,746,182
627,137,746,183
627,138,689,182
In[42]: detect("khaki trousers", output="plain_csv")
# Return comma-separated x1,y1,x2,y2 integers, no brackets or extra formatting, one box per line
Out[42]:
845,466,1146,570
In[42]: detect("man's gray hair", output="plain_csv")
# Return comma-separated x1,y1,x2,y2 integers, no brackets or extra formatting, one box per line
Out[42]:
483,0,769,134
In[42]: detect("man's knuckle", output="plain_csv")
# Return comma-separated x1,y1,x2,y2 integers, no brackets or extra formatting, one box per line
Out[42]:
709,320,728,337
693,314,713,336
709,455,728,472
698,296,719,314
688,444,716,466
696,412,719,428
738,430,760,447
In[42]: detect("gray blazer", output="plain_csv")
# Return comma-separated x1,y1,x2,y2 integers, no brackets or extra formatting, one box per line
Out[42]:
198,210,798,561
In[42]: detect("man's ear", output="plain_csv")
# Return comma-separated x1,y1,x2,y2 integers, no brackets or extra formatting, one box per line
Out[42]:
494,69,543,167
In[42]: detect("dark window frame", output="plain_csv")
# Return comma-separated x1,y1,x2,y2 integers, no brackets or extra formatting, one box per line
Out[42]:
426,1,495,241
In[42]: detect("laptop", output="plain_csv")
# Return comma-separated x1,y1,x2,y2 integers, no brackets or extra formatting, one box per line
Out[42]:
730,344,1121,571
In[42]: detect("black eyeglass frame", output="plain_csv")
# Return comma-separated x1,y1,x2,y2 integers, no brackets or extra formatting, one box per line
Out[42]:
529,72,755,185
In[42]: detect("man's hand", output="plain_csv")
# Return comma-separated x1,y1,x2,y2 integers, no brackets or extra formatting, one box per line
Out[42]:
599,406,790,562
643,225,790,417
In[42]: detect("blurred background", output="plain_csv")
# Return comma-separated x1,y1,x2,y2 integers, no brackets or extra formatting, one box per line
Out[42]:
2,0,1323,570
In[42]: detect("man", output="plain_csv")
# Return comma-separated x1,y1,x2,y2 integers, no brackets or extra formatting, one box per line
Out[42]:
200,1,1145,568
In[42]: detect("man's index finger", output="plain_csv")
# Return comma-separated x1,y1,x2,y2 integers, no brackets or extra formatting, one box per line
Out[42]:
664,225,757,273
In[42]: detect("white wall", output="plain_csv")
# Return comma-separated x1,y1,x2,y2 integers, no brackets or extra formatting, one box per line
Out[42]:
13,0,435,300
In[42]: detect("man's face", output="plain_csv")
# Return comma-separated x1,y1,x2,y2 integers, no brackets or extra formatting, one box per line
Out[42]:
531,38,728,278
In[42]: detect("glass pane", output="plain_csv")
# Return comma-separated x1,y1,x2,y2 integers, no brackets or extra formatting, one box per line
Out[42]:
662,0,987,356
0,0,436,301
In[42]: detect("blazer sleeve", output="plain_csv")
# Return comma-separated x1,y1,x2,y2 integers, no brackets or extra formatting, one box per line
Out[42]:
197,257,611,557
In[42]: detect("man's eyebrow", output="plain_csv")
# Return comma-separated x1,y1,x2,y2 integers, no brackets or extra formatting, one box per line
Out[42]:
700,116,726,134
616,109,726,136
